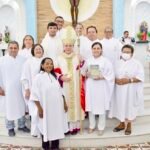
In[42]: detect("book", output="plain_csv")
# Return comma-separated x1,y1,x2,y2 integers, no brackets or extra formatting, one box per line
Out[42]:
89,65,101,79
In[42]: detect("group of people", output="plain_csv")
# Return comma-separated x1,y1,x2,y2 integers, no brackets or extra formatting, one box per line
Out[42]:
0,16,144,150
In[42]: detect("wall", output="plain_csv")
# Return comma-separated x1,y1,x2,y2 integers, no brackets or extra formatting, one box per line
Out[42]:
37,0,112,42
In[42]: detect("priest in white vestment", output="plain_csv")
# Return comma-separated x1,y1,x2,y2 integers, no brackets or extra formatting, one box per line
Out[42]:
21,44,44,137
82,42,114,135
79,26,101,60
100,26,123,65
30,57,67,150
44,16,65,41
109,44,144,135
74,23,87,53
0,41,30,137
41,22,63,67
19,35,34,59
57,26,85,135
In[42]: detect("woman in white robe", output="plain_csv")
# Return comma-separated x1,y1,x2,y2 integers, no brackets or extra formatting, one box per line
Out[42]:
19,35,34,59
21,44,44,137
109,44,144,135
30,57,67,150
82,42,114,135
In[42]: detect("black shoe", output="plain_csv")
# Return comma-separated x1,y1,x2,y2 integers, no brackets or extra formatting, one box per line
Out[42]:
113,126,125,132
64,131,70,135
18,126,30,133
8,129,15,137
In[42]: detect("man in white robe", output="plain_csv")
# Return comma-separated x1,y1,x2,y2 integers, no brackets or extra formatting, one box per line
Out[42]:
44,16,65,39
0,41,30,136
41,22,63,67
120,31,135,46
109,44,144,135
79,26,101,60
100,26,123,65
54,16,65,37
74,23,87,53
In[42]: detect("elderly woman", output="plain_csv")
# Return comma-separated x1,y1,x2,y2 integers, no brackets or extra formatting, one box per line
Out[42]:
82,42,114,135
109,44,144,135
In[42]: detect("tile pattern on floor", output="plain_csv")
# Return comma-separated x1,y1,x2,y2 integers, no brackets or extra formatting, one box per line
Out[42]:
0,142,150,150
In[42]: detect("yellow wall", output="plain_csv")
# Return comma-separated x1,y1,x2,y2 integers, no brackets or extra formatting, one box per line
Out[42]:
37,0,112,42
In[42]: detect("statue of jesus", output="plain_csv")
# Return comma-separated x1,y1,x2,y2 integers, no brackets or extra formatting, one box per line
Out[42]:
69,0,80,27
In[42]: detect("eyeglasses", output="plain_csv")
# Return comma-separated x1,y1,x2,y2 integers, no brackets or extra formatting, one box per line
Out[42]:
55,20,64,23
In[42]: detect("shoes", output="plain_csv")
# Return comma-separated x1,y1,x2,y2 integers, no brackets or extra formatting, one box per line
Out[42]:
125,122,131,135
113,122,125,132
64,131,70,135
97,130,104,136
70,129,77,135
18,126,30,133
88,128,94,134
8,129,15,137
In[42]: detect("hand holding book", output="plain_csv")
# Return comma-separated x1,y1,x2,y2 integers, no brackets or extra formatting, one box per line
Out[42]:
87,65,104,80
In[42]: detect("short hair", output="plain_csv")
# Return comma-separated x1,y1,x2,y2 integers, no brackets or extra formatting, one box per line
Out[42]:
47,22,58,29
75,23,84,29
124,30,129,34
104,26,113,33
54,16,64,21
22,35,34,49
8,41,19,49
31,44,44,56
122,44,134,54
91,42,102,49
86,26,98,33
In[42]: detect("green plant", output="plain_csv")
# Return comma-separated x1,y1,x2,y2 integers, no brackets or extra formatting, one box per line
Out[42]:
148,32,150,38
4,33,10,43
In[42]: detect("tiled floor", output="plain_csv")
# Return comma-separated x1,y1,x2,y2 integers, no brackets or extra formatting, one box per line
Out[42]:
0,143,150,150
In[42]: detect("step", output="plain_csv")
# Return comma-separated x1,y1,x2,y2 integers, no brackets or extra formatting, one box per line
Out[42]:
0,123,150,147
84,108,150,128
144,83,150,95
61,123,150,147
0,108,150,130
144,95,150,108
0,109,150,147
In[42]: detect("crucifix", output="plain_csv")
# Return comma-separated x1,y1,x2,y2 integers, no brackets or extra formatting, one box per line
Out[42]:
69,0,80,27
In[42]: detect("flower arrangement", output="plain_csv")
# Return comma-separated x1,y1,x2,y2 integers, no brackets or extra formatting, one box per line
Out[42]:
4,26,10,43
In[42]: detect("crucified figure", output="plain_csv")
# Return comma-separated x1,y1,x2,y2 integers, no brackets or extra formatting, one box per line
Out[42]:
69,0,80,27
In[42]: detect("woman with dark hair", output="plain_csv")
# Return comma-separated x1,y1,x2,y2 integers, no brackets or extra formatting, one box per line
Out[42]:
109,44,144,135
19,35,34,59
21,44,44,137
82,42,114,136
30,57,68,150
